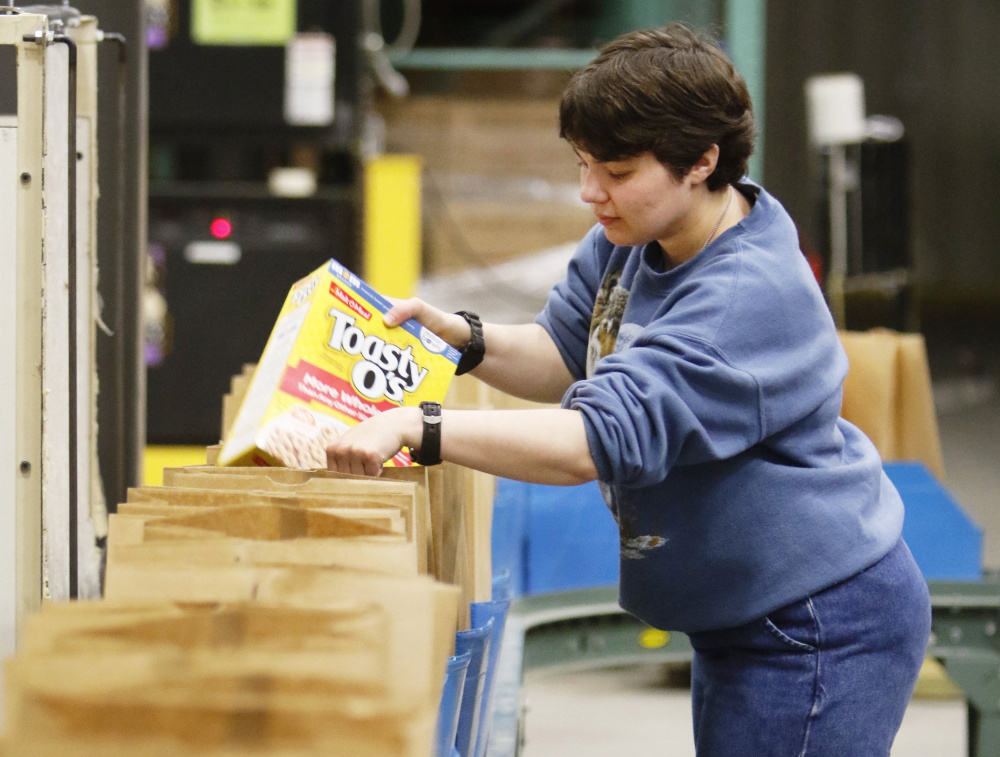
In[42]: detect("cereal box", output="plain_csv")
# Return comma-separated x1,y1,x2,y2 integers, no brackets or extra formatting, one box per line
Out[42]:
218,260,461,468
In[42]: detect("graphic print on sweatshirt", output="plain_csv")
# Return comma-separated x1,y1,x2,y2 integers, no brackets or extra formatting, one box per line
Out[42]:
586,265,667,561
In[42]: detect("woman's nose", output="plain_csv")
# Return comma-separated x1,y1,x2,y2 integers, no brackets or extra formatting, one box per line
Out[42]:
580,172,608,204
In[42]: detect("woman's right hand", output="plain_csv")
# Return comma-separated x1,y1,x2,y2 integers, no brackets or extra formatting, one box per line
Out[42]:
383,298,471,350
385,298,575,403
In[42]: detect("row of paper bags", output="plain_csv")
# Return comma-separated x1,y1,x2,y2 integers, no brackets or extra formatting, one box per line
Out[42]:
1,455,497,755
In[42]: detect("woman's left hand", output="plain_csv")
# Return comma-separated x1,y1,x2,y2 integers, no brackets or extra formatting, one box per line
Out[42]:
324,406,421,477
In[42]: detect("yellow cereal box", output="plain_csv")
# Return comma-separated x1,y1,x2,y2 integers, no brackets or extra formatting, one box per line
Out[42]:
218,259,460,468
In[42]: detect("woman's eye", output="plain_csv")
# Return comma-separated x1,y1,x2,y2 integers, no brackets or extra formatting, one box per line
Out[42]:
607,171,629,180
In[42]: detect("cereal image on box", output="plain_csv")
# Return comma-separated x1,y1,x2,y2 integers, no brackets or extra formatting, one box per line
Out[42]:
257,406,345,470
219,260,461,468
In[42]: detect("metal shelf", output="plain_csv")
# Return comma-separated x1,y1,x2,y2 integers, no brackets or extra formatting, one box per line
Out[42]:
389,47,598,71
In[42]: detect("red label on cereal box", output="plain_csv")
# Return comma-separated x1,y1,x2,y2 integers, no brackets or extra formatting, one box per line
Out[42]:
330,282,372,321
279,360,397,422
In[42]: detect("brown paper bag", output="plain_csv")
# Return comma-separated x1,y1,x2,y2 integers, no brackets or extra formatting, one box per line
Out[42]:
427,465,448,584
140,504,395,541
0,735,335,756
436,464,494,629
20,602,387,675
22,601,376,652
127,487,416,551
444,373,496,410
106,523,416,579
5,652,419,755
205,444,221,465
163,467,431,573
839,329,946,480
381,466,434,579
131,481,416,514
103,569,453,680
164,465,367,485
113,502,405,534
13,573,457,756
109,538,417,578
102,566,457,714
105,506,416,577
129,481,421,564
108,505,401,545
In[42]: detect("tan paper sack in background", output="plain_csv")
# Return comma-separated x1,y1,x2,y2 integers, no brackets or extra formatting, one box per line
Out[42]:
839,329,946,480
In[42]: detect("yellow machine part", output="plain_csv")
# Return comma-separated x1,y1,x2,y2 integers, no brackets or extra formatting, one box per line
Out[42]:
363,154,423,300
143,445,207,486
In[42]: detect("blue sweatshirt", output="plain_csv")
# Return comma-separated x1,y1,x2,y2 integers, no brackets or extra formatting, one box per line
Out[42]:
537,183,903,633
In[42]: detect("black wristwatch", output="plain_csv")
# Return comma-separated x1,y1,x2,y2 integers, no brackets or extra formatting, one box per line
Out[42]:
410,401,442,466
454,311,485,376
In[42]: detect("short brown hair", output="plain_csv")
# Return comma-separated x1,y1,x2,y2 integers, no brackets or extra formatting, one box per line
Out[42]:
559,23,755,191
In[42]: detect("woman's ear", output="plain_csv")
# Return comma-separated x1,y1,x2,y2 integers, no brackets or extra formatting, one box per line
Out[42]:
686,144,720,186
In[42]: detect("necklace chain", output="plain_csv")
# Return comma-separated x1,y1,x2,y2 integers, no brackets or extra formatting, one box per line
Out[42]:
700,186,734,252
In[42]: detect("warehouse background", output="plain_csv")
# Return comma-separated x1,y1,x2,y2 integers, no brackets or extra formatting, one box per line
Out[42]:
52,0,994,562
1,0,997,754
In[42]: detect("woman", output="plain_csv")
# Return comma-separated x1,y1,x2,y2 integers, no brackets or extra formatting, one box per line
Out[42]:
326,23,931,756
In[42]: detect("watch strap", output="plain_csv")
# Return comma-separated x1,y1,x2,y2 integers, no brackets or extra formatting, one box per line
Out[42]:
454,311,485,376
410,401,442,466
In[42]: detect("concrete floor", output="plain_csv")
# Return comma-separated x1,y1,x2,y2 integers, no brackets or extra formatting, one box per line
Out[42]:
520,664,966,756
936,378,1000,568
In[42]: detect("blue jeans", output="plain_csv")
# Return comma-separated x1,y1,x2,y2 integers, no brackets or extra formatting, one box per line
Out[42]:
688,539,931,757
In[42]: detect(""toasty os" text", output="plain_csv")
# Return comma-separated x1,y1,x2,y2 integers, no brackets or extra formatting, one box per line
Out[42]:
326,309,429,402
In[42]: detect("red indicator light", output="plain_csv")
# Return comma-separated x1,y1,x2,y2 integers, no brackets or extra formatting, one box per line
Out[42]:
210,217,233,239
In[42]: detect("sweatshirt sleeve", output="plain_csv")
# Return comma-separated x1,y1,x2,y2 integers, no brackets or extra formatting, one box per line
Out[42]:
535,226,605,380
564,330,764,488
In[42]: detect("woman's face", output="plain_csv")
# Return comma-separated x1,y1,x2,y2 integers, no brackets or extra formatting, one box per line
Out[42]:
575,149,698,250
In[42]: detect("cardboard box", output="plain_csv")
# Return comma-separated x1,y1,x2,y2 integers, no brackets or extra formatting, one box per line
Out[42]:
378,96,575,184
377,95,594,274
